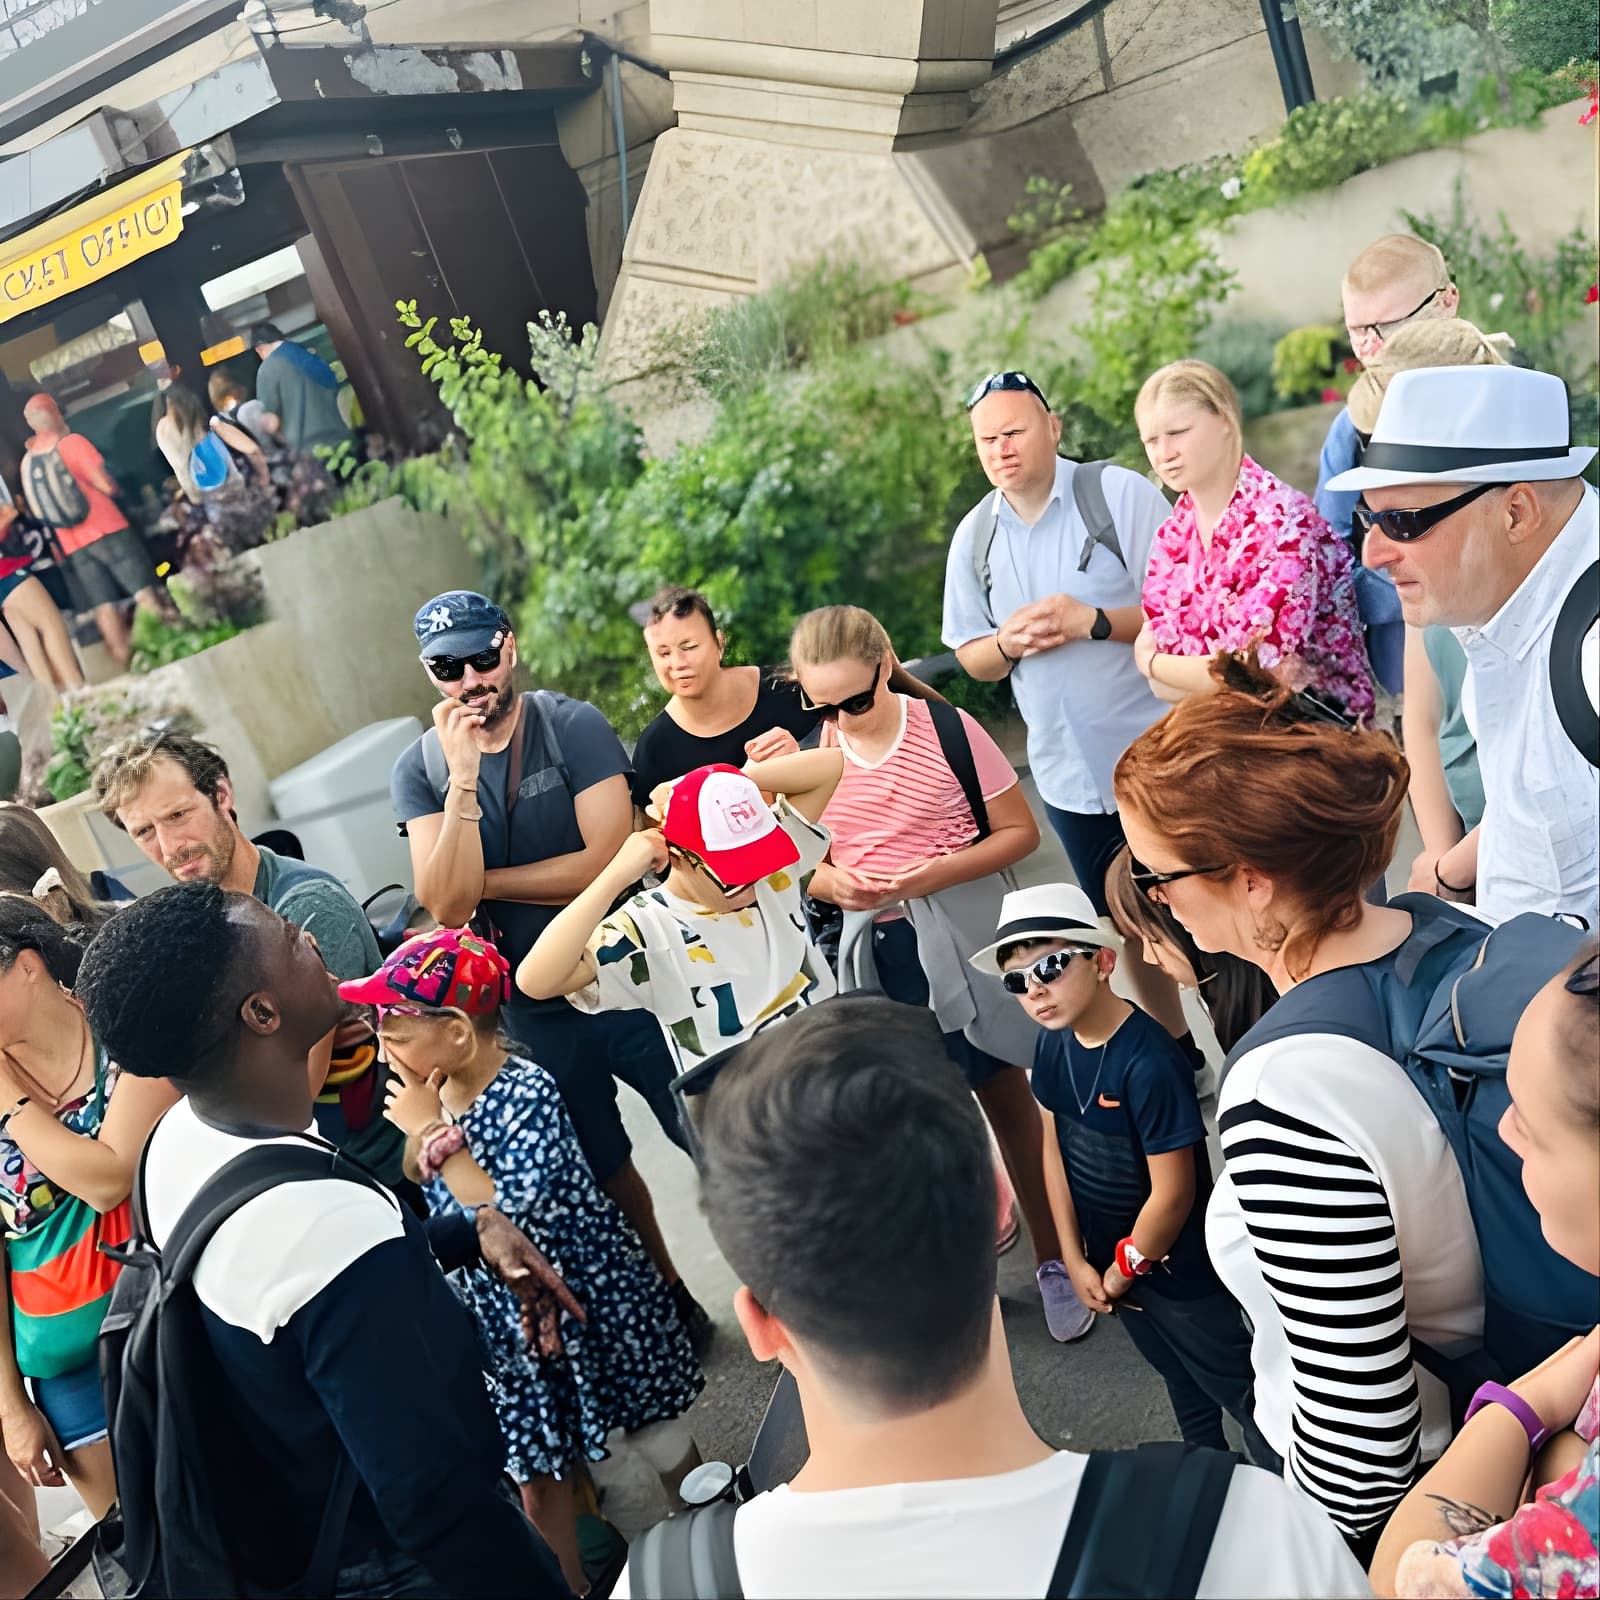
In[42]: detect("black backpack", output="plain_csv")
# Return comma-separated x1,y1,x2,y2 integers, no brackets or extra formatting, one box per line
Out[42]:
628,1441,1237,1599
94,1139,389,1598
20,443,91,529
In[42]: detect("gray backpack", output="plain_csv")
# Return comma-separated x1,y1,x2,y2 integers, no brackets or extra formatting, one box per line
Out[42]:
972,459,1122,628
21,442,91,529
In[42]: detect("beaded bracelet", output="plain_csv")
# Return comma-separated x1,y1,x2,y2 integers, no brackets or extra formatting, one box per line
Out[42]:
418,1121,467,1182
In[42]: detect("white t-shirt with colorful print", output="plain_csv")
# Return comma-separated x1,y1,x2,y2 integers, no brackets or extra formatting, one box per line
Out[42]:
568,803,835,1071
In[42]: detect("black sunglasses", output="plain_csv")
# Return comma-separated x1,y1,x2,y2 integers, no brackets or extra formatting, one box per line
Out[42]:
966,370,1051,413
1001,948,1097,995
1567,951,1599,997
1349,285,1443,344
668,843,757,898
1128,856,1230,898
1352,482,1500,545
799,661,882,722
423,644,503,681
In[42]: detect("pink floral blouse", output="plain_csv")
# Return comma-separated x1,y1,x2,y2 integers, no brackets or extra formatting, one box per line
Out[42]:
1141,454,1375,719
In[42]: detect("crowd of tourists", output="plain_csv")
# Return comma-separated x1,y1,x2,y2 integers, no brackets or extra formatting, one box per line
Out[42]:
0,227,1596,1600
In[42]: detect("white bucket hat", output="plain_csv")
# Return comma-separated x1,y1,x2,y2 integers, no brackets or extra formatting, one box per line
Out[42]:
969,883,1120,977
1325,364,1596,492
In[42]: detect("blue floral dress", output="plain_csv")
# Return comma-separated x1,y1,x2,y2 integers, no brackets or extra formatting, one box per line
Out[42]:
424,1055,703,1481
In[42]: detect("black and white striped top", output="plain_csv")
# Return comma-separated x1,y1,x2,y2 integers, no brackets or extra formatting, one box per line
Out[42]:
1207,1033,1484,1538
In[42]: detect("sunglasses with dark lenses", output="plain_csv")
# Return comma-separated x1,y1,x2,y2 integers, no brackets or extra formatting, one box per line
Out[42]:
1001,948,1096,994
668,844,757,899
1351,481,1500,545
799,660,882,722
423,645,503,681
966,370,1051,413
1127,856,1230,895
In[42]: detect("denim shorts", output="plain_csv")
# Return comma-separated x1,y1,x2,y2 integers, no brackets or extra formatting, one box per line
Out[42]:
29,1359,107,1452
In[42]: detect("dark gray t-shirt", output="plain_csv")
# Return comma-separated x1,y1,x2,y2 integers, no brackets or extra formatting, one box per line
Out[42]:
390,693,631,996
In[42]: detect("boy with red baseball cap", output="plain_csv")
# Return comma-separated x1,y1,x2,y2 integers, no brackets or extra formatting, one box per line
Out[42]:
516,750,843,1082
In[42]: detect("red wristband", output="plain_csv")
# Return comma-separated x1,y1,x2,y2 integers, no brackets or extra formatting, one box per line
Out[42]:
1115,1237,1154,1278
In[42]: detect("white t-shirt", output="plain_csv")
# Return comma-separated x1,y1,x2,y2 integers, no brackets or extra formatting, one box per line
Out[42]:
613,1451,1370,1598
569,803,835,1071
142,1096,405,1341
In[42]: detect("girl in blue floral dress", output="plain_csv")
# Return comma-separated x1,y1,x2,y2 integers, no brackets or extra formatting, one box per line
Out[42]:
341,927,703,1592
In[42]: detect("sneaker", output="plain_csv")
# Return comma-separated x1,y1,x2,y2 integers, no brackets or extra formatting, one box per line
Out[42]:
671,1278,716,1360
1036,1260,1096,1343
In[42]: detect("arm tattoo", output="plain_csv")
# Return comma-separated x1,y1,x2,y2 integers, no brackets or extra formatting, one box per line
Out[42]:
1425,1494,1500,1538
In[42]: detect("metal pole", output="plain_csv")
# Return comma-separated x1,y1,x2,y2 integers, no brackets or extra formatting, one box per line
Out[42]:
1281,0,1318,106
1258,0,1299,114
609,52,632,239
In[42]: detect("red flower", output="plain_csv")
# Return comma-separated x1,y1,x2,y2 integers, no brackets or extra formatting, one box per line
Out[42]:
1581,90,1598,126
1342,357,1360,373
1320,387,1343,403
1586,284,1600,304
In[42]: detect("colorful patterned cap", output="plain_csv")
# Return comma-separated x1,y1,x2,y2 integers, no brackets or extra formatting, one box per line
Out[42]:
338,926,510,1015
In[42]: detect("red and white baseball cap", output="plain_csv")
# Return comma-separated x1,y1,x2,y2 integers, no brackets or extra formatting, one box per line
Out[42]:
662,764,799,886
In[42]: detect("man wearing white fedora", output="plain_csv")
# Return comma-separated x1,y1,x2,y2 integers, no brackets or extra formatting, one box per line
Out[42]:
1327,364,1597,929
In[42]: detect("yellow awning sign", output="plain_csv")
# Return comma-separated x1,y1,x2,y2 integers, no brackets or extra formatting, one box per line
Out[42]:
0,152,192,326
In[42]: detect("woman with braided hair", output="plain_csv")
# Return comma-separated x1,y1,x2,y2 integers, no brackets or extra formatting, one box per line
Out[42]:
0,897,176,1517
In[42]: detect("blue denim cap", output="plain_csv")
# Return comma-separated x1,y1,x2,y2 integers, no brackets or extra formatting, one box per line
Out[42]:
414,591,511,659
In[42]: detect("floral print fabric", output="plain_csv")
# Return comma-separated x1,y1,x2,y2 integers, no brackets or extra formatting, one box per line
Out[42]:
1395,1377,1600,1598
1141,454,1375,719
424,1055,703,1480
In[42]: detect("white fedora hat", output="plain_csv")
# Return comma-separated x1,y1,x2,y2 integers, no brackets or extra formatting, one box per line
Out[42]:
969,882,1120,977
1325,364,1596,492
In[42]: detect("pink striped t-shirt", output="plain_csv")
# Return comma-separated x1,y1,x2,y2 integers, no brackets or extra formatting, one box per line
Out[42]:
821,697,1019,880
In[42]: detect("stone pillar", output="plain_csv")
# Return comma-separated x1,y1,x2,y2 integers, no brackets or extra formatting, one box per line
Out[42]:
602,0,1000,379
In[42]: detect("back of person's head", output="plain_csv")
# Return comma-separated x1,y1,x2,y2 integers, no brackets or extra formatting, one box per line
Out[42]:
163,383,209,442
249,321,284,349
22,393,60,433
1343,233,1450,297
76,882,238,1082
1556,944,1599,1126
1103,848,1274,1053
94,731,232,826
0,893,91,991
1134,359,1243,448
789,605,891,670
1347,318,1507,433
697,997,997,1417
207,369,249,412
0,806,114,932
1113,662,1408,981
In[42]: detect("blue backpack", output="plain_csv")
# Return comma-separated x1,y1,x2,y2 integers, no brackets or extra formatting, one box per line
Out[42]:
1224,894,1598,1406
189,430,237,493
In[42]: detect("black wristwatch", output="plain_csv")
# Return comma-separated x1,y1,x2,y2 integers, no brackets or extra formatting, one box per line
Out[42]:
1089,607,1113,641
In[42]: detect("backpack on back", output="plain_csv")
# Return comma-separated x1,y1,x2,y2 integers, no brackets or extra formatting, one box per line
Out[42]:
20,444,91,529
188,430,238,494
95,1139,381,1598
627,1441,1237,1599
1224,893,1596,1402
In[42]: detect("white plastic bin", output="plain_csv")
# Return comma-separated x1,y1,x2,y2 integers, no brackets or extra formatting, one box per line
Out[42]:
268,717,421,905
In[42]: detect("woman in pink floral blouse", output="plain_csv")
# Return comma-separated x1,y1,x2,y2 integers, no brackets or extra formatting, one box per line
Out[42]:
1134,359,1375,720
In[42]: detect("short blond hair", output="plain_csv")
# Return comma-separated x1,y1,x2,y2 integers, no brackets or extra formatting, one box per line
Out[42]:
1346,318,1507,432
1135,359,1243,447
1343,234,1450,298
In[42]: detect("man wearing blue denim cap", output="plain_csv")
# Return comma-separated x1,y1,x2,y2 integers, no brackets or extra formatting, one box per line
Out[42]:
390,590,714,1354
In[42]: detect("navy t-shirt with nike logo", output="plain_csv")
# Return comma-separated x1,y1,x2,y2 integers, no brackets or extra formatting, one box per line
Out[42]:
1031,1005,1218,1300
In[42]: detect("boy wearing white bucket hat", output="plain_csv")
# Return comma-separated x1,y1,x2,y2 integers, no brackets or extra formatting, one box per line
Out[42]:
1327,364,1597,928
972,883,1272,1466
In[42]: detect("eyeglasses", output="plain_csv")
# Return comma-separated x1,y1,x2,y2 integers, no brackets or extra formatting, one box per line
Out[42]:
1127,856,1230,899
1001,948,1097,994
668,844,758,899
422,645,503,681
799,661,882,721
1349,285,1444,344
1352,482,1501,545
966,370,1051,413
1567,951,1599,997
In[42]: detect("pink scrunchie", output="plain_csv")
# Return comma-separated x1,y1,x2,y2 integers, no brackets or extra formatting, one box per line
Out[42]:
418,1121,467,1182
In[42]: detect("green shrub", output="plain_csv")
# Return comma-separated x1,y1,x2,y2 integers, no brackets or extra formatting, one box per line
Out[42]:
1496,0,1600,74
1193,321,1291,421
1272,325,1358,404
1242,93,1426,202
129,611,247,674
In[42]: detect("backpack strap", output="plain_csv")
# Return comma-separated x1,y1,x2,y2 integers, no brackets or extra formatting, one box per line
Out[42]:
926,699,991,842
625,1499,742,1599
973,492,1003,631
1047,1443,1236,1599
1550,558,1599,768
1071,462,1126,574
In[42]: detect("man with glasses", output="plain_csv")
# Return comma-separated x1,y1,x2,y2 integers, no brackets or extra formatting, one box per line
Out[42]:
1326,364,1598,929
942,370,1192,1049
391,589,714,1352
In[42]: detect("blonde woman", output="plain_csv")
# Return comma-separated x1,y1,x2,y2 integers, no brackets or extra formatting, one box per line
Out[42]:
1134,359,1374,720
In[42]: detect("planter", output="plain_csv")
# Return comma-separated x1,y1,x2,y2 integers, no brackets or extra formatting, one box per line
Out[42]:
1243,401,1345,498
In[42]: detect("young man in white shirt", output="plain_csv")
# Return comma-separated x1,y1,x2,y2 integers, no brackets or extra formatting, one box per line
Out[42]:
614,997,1370,1599
1328,364,1599,928
942,371,1192,1049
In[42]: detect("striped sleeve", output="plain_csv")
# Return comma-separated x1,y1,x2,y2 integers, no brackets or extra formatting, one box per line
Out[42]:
1218,1096,1422,1537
